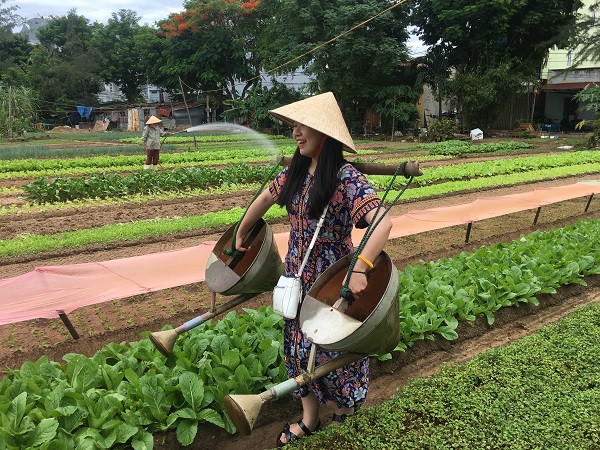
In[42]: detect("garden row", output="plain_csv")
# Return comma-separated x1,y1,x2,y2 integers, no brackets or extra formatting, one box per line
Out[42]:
0,139,539,180
1,219,597,448
16,151,600,203
297,301,600,449
2,153,599,258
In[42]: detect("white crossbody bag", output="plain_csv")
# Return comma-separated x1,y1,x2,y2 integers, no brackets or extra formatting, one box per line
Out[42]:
273,205,328,319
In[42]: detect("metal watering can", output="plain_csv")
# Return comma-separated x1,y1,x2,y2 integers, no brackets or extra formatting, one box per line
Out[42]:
224,250,401,435
299,250,400,355
149,218,284,357
205,218,284,295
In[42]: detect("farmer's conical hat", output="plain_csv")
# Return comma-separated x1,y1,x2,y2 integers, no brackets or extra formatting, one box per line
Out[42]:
269,92,356,153
145,115,162,125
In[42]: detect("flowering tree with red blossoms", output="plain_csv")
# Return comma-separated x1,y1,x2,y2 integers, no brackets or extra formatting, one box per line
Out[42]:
155,0,266,102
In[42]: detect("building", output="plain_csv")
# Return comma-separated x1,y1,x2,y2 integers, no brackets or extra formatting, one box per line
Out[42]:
19,16,53,44
539,0,599,131
97,83,171,104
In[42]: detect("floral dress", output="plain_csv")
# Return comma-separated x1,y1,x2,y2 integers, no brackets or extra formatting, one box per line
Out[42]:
268,163,381,408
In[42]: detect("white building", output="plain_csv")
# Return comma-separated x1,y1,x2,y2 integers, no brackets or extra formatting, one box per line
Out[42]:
97,83,170,104
19,16,53,44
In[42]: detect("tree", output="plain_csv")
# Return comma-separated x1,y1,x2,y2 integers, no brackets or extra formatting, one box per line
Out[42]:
93,10,152,103
450,63,527,131
415,48,451,119
570,1,600,65
0,85,38,137
220,80,303,129
0,0,22,44
21,11,103,111
259,0,412,113
373,85,419,140
0,0,30,82
0,32,31,83
23,45,103,109
411,0,583,130
36,9,98,58
573,85,600,148
154,0,268,104
411,0,582,75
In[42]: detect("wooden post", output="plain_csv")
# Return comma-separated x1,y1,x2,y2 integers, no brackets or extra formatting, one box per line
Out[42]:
7,85,12,139
533,207,542,225
57,310,80,340
465,222,473,243
585,194,594,213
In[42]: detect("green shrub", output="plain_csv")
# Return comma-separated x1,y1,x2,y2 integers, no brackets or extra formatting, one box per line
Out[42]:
424,118,456,142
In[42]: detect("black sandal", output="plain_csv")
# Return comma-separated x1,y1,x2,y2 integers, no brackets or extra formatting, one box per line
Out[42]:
276,419,321,447
332,413,351,423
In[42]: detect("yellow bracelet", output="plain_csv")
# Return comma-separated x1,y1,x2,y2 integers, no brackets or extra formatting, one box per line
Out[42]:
357,254,374,269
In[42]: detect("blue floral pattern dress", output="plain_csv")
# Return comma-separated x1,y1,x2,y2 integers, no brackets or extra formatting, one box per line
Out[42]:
268,163,381,408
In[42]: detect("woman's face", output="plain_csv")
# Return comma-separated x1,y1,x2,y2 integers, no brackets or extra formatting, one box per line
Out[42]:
292,122,325,158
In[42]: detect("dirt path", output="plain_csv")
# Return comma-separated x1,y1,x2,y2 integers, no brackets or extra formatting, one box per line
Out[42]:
2,174,598,278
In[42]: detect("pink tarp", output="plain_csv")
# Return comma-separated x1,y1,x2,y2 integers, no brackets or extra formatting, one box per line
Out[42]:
0,182,598,325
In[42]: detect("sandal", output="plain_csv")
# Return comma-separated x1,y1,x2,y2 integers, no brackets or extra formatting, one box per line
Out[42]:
276,419,321,447
332,413,351,423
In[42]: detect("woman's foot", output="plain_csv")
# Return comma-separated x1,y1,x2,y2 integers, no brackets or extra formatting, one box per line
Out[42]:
332,412,350,423
276,419,321,447
331,407,355,425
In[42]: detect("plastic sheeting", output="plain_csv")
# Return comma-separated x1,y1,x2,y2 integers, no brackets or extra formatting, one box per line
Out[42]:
0,182,598,326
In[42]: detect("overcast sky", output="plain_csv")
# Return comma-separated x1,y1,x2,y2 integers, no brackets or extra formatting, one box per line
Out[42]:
14,0,184,28
13,0,427,55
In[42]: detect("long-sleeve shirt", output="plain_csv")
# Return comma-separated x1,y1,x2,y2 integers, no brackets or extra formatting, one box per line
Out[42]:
141,125,167,150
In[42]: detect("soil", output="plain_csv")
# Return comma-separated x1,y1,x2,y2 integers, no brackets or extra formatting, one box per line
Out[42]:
0,137,599,450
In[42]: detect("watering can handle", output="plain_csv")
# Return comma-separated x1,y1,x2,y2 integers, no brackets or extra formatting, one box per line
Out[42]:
338,267,374,308
226,220,263,269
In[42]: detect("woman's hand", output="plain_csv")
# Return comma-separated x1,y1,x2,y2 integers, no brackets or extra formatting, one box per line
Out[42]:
343,271,369,302
234,188,275,252
235,232,249,252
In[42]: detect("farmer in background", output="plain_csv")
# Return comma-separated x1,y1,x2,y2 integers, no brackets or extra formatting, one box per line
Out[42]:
141,115,170,170
233,92,392,447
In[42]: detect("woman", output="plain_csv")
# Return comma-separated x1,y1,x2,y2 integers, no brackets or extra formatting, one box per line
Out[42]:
234,92,392,447
141,115,170,170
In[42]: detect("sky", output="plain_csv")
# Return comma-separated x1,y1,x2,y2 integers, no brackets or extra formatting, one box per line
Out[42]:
13,0,428,56
14,0,185,28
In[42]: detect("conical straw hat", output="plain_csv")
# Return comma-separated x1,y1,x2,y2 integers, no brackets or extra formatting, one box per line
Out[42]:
269,92,356,153
145,115,162,125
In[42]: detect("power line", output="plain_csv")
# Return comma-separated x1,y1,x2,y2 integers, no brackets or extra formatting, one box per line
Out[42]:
182,0,411,96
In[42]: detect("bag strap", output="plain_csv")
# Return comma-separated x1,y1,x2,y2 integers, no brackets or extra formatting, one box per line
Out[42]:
296,205,328,279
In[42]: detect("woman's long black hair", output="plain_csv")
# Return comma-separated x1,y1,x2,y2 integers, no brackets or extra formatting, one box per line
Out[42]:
276,137,346,218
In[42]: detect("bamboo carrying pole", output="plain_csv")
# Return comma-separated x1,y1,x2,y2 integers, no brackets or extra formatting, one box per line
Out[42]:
279,156,422,176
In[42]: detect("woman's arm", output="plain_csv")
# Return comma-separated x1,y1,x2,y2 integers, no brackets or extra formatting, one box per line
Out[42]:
347,207,392,297
141,127,149,148
235,188,276,251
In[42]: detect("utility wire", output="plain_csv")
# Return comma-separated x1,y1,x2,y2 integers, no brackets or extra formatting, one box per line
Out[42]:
182,0,410,96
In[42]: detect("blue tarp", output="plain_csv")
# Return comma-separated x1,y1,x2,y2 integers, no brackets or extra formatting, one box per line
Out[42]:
77,106,93,118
